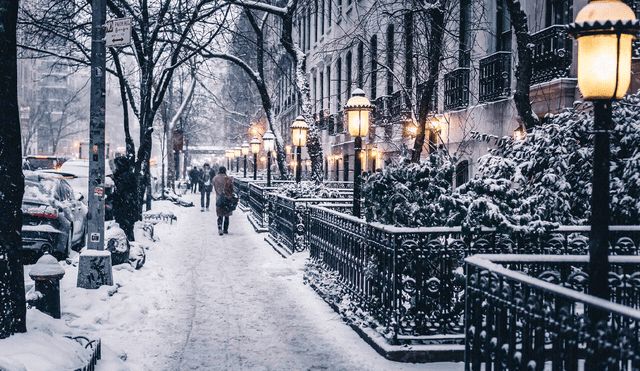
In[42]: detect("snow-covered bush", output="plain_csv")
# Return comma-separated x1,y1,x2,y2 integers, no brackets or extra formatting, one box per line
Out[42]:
362,92,640,230
276,181,342,199
362,152,455,227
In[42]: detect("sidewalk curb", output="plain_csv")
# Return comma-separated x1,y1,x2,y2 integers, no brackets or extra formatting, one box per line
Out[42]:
264,235,293,258
308,282,465,363
247,214,268,233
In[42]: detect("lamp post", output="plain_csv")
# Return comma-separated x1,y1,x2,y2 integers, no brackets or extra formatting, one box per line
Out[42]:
291,116,309,183
345,88,373,218
371,145,378,172
225,149,232,170
250,137,261,180
234,147,241,174
567,1,639,365
242,141,250,178
262,130,275,187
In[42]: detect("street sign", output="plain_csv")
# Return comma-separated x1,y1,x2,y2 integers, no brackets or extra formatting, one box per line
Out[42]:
105,18,131,47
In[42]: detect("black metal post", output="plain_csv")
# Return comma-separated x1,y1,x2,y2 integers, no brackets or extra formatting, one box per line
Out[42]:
587,101,612,370
354,137,362,218
236,157,240,174
253,153,257,180
267,151,272,187
243,155,247,178
335,159,339,181
227,158,230,170
296,146,302,183
372,157,376,172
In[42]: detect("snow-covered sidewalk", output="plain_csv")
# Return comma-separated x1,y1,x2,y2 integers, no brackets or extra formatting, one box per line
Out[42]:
3,193,463,371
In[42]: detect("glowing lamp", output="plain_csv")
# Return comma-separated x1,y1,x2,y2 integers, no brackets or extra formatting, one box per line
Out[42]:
567,0,640,100
345,88,373,137
250,137,261,154
291,116,309,147
241,141,250,156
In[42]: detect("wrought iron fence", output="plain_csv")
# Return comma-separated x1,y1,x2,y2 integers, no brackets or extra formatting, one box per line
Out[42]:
66,336,101,371
444,68,470,111
465,254,640,370
479,51,511,103
268,195,353,254
233,178,251,208
307,205,640,343
248,182,278,230
531,24,572,85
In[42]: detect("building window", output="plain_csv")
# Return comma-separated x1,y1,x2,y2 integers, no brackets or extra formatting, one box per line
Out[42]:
357,42,364,89
456,160,469,187
496,0,512,52
313,73,317,113
307,8,311,48
337,57,342,107
386,24,394,95
327,65,331,112
346,51,353,97
404,12,413,92
321,0,325,35
370,35,377,100
546,0,572,26
327,0,332,27
315,0,318,43
459,0,471,68
319,70,324,111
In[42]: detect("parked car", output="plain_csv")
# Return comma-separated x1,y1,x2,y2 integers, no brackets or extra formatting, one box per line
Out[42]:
22,171,88,260
57,158,114,202
24,155,69,170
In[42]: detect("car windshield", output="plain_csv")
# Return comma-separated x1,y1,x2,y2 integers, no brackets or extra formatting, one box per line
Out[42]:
28,158,59,170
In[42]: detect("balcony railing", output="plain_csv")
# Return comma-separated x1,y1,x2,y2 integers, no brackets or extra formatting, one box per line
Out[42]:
389,90,411,123
444,68,470,111
530,25,572,85
465,254,640,370
479,51,511,103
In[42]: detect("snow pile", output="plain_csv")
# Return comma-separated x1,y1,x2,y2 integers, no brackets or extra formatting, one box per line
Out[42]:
276,181,343,199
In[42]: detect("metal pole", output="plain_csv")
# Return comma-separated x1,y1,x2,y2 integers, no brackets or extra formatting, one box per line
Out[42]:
589,101,612,314
296,146,302,183
253,153,257,180
78,0,112,289
267,151,272,187
353,137,362,218
244,155,247,178
236,157,239,174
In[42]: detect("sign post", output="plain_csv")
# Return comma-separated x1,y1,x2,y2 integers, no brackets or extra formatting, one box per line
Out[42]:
77,0,113,289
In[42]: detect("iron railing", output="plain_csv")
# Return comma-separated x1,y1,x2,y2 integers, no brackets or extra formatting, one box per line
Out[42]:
308,205,640,342
390,90,411,123
478,51,511,103
444,68,470,111
268,195,353,253
465,254,640,370
248,182,280,229
66,336,101,371
531,25,573,85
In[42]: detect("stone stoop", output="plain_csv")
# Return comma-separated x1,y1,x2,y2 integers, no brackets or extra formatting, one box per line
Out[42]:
247,213,268,233
264,234,293,258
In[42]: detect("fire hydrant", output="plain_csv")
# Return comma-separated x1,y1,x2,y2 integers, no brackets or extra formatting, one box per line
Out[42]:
29,252,65,319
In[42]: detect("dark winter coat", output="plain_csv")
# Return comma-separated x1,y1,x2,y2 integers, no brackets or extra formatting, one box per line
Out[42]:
189,168,199,182
111,158,137,241
213,173,233,217
200,168,214,193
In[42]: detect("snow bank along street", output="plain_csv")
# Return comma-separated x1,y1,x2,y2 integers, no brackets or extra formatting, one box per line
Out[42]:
1,193,462,371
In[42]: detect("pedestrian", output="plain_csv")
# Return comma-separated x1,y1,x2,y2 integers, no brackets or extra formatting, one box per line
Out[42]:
213,166,234,235
111,156,138,241
200,163,214,211
189,166,199,193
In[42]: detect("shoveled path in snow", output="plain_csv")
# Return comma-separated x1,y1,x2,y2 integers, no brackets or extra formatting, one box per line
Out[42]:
135,193,462,371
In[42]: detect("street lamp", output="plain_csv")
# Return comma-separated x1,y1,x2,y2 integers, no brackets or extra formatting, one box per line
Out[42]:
250,136,261,180
225,149,232,170
262,130,275,187
242,141,250,178
234,147,241,174
291,116,309,183
345,88,373,218
567,1,639,362
371,145,378,172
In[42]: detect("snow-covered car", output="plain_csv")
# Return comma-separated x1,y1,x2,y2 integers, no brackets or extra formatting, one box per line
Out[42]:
24,155,68,170
21,171,88,260
58,158,114,202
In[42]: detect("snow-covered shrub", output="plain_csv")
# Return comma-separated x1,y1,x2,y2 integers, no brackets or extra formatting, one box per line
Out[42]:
276,181,342,199
362,152,455,227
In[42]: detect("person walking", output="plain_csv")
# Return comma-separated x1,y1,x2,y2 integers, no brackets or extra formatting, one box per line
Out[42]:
200,163,214,212
189,166,199,193
213,166,233,235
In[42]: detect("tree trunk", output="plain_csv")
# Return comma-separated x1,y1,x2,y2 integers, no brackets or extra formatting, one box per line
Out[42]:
0,0,26,339
412,5,445,163
505,0,539,129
